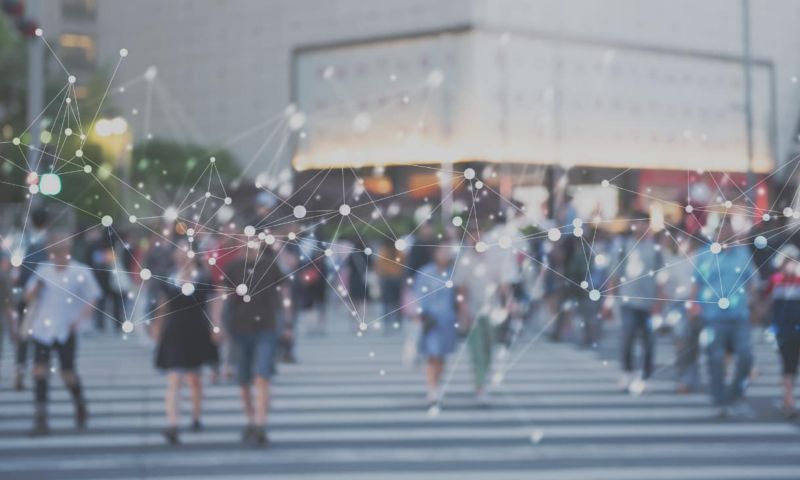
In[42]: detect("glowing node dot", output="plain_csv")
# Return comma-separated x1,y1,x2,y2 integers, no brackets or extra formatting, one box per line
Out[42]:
119,48,128,57
589,289,601,301
224,197,232,205
464,168,476,180
339,204,351,216
28,184,39,195
475,241,488,253
762,213,771,222
34,28,43,37
65,128,72,136
718,297,730,309
710,242,722,254
101,215,113,227
75,149,83,157
601,180,610,188
10,253,23,268
580,281,589,289
685,205,694,214
530,430,544,444
163,207,178,222
395,239,407,251
754,236,768,250
547,228,562,242
139,268,152,280
121,321,134,334
324,248,333,257
83,165,92,173
181,283,195,296
243,295,251,303
213,326,220,334
628,379,646,396
784,207,794,218
129,215,137,223
475,180,484,189
359,323,368,331
236,284,248,296
452,216,463,227
445,280,454,289
208,257,217,266
244,225,256,237
287,232,297,240
364,247,373,255
12,137,20,145
68,75,76,84
293,205,307,219
498,236,511,249
265,234,276,245
573,227,584,237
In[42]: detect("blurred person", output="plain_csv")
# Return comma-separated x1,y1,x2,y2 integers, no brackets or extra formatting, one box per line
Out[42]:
454,226,516,406
765,244,800,418
566,226,613,348
375,237,405,333
87,230,125,331
659,234,701,393
151,241,219,444
24,233,101,436
219,240,290,446
347,237,372,325
613,212,663,394
0,252,15,383
414,245,458,409
276,224,301,363
690,218,756,418
297,235,328,336
12,207,50,391
407,223,435,273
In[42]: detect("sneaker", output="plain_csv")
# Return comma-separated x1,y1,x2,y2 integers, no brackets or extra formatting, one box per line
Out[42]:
162,427,180,445
627,379,647,396
75,403,88,430
781,405,797,419
241,425,255,443
244,426,269,447
190,419,203,432
617,373,632,392
728,400,757,419
30,416,49,437
13,372,24,392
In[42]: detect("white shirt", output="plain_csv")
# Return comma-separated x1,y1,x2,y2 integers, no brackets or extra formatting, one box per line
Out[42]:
25,261,101,345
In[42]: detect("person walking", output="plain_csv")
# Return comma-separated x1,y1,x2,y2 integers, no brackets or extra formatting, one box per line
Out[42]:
414,246,458,409
612,213,663,394
690,218,756,418
152,241,219,444
375,237,405,333
23,234,101,436
765,245,800,418
220,240,289,446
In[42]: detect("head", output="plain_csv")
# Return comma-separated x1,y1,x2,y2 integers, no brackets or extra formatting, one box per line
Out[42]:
47,232,73,264
433,245,453,269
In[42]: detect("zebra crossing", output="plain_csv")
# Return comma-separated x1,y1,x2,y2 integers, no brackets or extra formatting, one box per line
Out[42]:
0,311,798,480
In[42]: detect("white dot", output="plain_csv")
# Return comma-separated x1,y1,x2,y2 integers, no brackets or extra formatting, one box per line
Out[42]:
75,149,83,157
243,295,251,303
128,215,137,223
445,280,454,288
718,297,730,309
573,227,583,237
710,242,722,254
464,168,476,180
289,111,306,131
28,184,39,195
64,128,72,136
12,137,20,145
121,321,134,333
685,205,694,214
139,268,152,280
119,48,128,57
244,225,256,237
209,156,216,163
34,28,42,37
293,205,307,218
364,247,373,255
101,215,113,227
265,234,276,245
530,430,544,444
395,239,407,251
359,323,368,331
452,216,463,227
762,213,771,222
475,180,484,189
208,257,217,266
324,248,333,257
475,241,488,253
236,284,248,296
339,204,351,216
754,236,767,250
547,228,562,242
83,165,92,173
580,281,589,289
589,289,601,301
224,197,232,205
213,326,220,334
784,207,794,218
10,253,23,268
163,207,178,221
498,236,511,249
601,180,610,188
68,75,76,84
181,283,195,296
288,232,296,240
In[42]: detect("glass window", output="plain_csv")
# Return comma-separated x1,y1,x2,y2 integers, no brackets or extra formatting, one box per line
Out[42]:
59,33,96,69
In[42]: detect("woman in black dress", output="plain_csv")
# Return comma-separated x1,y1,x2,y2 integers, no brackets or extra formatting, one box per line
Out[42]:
152,241,218,444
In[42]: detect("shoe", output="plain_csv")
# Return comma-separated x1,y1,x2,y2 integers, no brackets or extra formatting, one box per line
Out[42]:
628,379,647,396
30,416,49,437
781,404,797,419
715,406,729,419
241,425,254,443
75,403,88,430
617,373,632,392
244,426,269,447
190,419,203,432
728,400,757,419
162,427,180,445
13,372,24,392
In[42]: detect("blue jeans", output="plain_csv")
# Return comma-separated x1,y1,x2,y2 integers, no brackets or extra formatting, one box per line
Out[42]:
704,318,753,406
621,307,654,379
231,330,278,385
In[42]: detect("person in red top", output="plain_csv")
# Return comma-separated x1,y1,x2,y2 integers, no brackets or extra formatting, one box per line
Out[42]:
766,245,800,418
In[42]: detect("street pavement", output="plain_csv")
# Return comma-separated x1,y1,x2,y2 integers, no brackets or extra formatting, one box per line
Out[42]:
0,309,799,480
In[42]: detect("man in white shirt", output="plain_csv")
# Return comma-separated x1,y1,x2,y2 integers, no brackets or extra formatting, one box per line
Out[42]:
24,233,101,436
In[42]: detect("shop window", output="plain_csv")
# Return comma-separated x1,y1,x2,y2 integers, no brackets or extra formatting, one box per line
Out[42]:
59,33,96,69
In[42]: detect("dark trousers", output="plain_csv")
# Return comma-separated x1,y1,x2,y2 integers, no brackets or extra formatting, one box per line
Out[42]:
621,307,654,379
705,318,752,406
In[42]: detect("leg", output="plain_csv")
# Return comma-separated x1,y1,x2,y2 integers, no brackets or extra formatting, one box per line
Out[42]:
55,335,87,429
253,376,270,427
186,371,203,426
729,320,753,403
640,310,655,380
425,357,444,403
164,372,181,428
31,341,51,435
705,323,728,406
620,308,637,374
778,335,800,410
